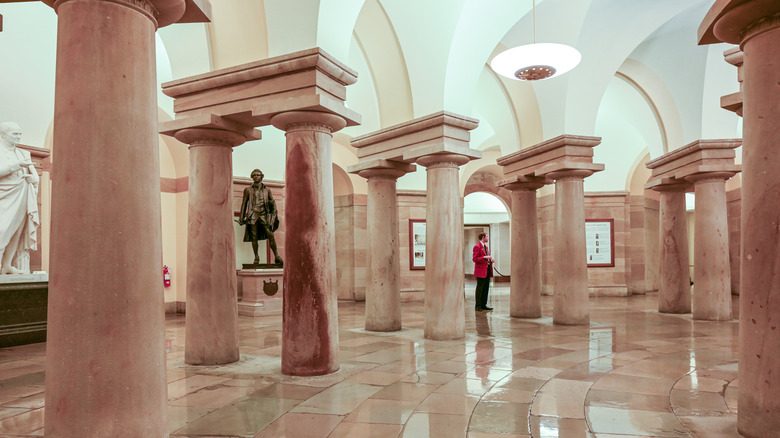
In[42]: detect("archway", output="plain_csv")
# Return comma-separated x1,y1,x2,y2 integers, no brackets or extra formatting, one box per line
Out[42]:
464,191,510,284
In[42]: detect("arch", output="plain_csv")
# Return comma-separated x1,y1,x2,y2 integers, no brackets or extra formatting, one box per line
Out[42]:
333,163,354,197
626,150,652,195
463,170,512,212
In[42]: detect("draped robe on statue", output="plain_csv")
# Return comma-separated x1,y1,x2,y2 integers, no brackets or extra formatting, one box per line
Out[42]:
0,147,39,271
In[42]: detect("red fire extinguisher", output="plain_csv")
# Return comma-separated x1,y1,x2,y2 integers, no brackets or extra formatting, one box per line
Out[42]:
163,265,171,288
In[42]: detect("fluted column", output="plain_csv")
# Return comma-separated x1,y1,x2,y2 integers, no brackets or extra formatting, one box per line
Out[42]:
360,169,405,332
506,182,544,318
44,0,185,435
689,173,733,320
655,186,691,314
176,129,247,365
271,111,345,376
417,154,469,340
550,170,592,325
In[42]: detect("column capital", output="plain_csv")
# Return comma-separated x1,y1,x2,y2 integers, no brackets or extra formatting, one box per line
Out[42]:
498,175,546,191
547,169,597,182
52,0,211,28
686,171,739,184
173,128,249,148
160,113,262,145
645,178,692,193
348,158,416,180
415,153,471,169
270,111,347,133
699,0,780,45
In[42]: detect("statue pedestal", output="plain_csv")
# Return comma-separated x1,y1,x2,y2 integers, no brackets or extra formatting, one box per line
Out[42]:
0,272,48,347
237,268,283,317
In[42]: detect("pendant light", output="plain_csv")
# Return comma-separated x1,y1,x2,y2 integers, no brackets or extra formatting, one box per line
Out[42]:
490,0,581,81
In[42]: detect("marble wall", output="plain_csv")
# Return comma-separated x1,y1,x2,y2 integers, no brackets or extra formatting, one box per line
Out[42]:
643,195,661,292
334,194,367,301
628,195,646,294
398,190,427,301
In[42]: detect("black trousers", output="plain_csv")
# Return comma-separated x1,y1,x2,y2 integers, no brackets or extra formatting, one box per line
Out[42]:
475,276,491,309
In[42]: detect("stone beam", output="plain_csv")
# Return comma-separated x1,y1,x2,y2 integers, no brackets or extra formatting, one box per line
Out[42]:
160,48,360,129
645,139,741,188
496,134,603,181
351,111,481,163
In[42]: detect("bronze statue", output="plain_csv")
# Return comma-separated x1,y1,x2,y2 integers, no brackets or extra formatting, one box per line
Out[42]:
238,169,283,265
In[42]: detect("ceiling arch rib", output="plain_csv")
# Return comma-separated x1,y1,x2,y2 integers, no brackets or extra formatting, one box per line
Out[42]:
353,0,414,128
558,0,709,138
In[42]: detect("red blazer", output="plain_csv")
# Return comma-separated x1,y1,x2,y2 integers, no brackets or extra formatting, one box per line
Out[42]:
472,242,491,278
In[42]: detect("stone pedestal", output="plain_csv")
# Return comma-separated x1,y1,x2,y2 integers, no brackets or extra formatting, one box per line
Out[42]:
700,2,780,435
418,154,470,340
502,179,544,318
656,186,691,314
176,128,248,366
0,273,48,347
690,174,733,320
354,165,414,332
550,171,592,325
237,269,283,316
272,111,344,376
43,1,209,436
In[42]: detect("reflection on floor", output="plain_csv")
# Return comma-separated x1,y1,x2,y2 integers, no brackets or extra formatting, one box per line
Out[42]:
0,284,741,437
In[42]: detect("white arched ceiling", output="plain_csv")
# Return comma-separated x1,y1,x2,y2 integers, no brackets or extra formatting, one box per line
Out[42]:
264,0,365,61
0,3,56,147
590,75,664,192
343,37,381,137
207,0,267,69
700,43,741,140
473,69,520,154
353,0,413,127
158,24,212,77
617,59,684,155
550,0,709,138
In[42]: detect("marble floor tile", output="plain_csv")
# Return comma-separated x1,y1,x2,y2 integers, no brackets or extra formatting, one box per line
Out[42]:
529,415,591,438
586,389,672,413
401,413,469,438
590,374,675,397
253,412,343,437
586,406,691,437
0,408,44,435
172,396,300,437
327,421,402,438
344,370,406,386
343,398,419,424
416,392,480,415
469,401,530,435
291,382,382,415
370,381,439,402
670,389,730,416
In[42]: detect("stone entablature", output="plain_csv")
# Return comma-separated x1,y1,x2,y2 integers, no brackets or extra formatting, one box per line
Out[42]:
496,134,603,181
160,48,360,134
350,111,481,164
645,139,741,189
721,47,743,116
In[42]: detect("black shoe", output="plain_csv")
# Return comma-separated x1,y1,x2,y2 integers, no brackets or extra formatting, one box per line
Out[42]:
483,306,493,311
475,307,484,311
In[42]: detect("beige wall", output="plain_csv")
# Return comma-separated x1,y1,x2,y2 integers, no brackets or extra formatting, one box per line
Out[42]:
397,190,426,301
334,194,367,301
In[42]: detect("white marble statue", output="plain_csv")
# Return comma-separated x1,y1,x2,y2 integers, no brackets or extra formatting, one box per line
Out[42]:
0,122,39,275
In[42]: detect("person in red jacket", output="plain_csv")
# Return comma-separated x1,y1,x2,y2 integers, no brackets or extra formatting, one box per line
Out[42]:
472,232,494,311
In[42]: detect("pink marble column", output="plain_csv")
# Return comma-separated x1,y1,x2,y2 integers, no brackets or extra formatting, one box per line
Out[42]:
506,182,544,318
731,8,780,436
271,111,345,376
175,129,247,365
656,186,691,314
360,169,405,332
689,174,733,321
44,0,180,435
550,171,591,325
418,154,469,340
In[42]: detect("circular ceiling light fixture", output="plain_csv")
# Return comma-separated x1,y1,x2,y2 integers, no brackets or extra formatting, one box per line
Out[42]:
490,1,582,81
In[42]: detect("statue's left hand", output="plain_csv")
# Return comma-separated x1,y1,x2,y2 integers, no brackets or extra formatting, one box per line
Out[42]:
23,174,36,183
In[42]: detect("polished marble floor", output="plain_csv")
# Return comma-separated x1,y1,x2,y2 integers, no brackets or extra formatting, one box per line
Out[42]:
0,284,742,437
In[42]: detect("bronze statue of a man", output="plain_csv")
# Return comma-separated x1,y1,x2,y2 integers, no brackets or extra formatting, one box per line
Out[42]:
238,169,283,265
